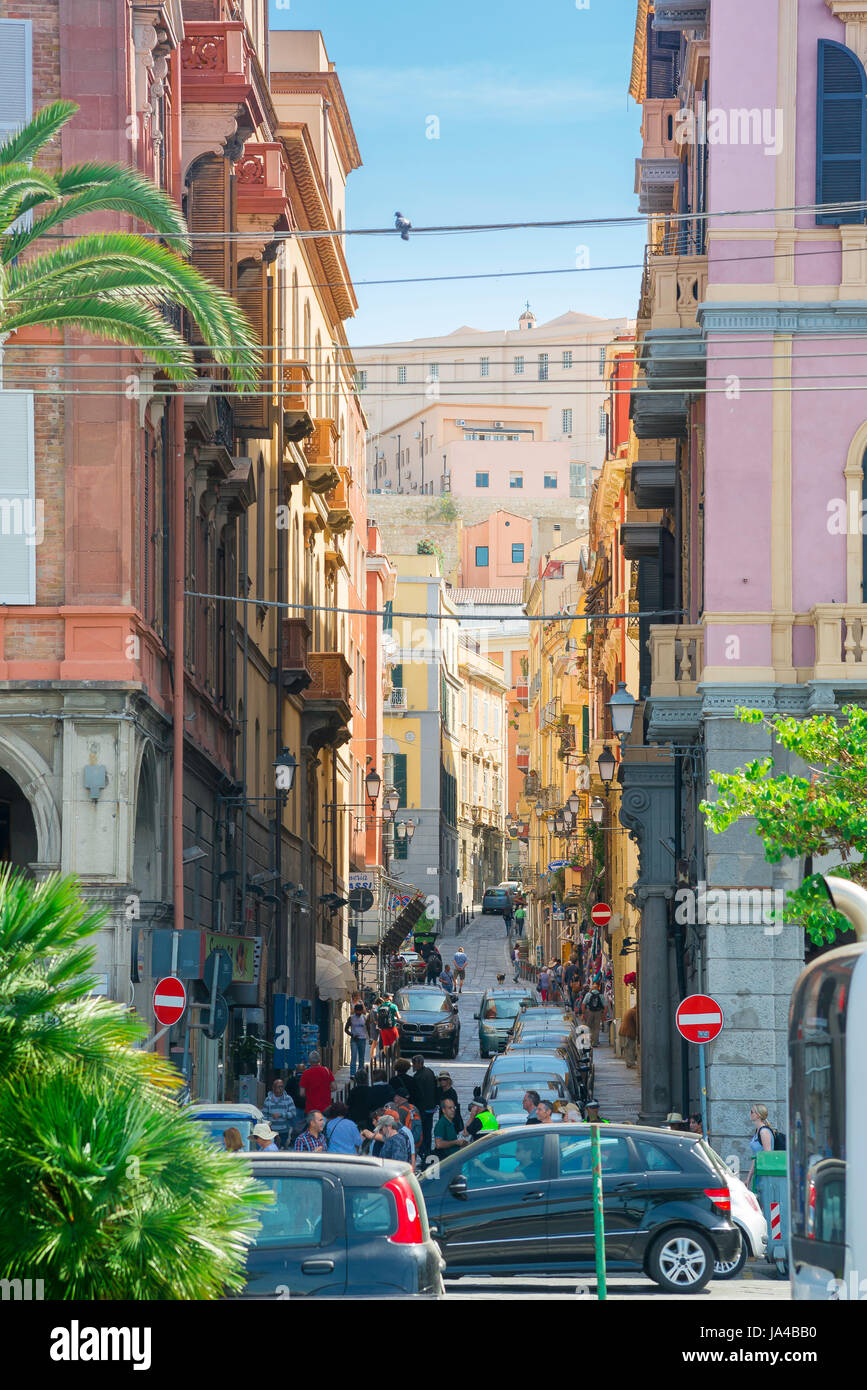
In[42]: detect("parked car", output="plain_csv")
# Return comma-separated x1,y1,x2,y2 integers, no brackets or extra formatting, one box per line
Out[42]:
491,1046,580,1099
481,887,512,915
715,1156,768,1277
394,950,428,983
496,880,522,897
420,1124,740,1293
481,1053,575,1100
475,988,533,1057
395,987,461,1057
505,1032,594,1103
186,1102,264,1151
484,1080,567,1105
236,1153,445,1298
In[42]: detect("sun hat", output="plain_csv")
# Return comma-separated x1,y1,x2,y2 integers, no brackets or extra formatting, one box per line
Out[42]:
665,1111,685,1124
252,1122,278,1141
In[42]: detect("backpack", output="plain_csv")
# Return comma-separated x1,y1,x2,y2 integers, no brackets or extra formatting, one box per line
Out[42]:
393,1098,422,1146
760,1123,786,1152
376,1004,394,1029
585,990,604,1012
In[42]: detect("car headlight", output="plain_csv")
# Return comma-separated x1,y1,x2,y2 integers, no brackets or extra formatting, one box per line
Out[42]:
434,1021,455,1034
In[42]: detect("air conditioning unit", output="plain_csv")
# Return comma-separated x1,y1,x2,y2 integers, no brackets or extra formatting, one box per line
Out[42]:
384,480,392,488
493,421,504,428
455,419,466,426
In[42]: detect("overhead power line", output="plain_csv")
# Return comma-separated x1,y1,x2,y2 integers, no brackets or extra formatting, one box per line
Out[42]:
184,590,675,623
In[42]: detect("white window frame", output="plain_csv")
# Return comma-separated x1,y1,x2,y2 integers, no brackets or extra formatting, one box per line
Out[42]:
562,350,572,369
514,356,524,375
397,365,407,383
0,390,37,605
480,356,490,378
561,408,573,435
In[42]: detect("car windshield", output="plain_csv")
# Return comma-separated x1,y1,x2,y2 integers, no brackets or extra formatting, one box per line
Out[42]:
481,998,523,1020
191,1116,256,1150
493,1055,567,1075
397,991,450,1013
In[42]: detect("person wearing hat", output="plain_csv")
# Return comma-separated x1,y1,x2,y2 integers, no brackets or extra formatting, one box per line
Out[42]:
436,1071,463,1133
252,1121,280,1151
370,1112,412,1164
461,1098,499,1143
292,1111,327,1152
583,1100,609,1124
664,1111,689,1131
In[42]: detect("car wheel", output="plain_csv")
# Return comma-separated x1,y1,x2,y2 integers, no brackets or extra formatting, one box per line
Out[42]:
713,1229,748,1280
647,1226,714,1294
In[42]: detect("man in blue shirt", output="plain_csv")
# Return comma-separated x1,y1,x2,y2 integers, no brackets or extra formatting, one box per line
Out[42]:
452,948,468,994
252,1122,280,1151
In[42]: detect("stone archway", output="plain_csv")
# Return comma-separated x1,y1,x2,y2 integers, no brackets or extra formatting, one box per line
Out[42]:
0,731,61,869
132,745,160,901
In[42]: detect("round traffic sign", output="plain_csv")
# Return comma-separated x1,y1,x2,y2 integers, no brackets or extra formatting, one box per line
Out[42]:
153,976,187,1027
349,886,374,913
590,902,612,927
676,993,724,1044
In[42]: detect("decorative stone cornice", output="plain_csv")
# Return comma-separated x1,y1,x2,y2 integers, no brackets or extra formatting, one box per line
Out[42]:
698,301,867,334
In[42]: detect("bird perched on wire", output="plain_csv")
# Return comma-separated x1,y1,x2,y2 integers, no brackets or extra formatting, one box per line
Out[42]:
394,211,412,241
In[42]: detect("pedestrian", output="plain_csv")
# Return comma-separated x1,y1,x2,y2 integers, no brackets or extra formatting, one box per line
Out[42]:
261,1075,297,1149
555,1102,583,1124
292,1110,328,1152
514,903,525,937
411,1054,439,1159
324,1102,362,1154
551,960,563,1004
387,1093,423,1161
523,1089,541,1123
461,1099,499,1143
538,965,550,1003
347,1067,373,1128
299,1050,336,1113
563,957,577,1000
582,981,606,1046
452,946,468,993
286,1062,305,1112
369,1113,413,1164
534,1099,555,1124
688,1112,704,1136
368,1067,396,1112
583,1099,609,1124
619,1003,638,1068
373,993,401,1060
251,1121,280,1151
440,964,455,994
746,1103,780,1187
391,1055,415,1100
503,901,513,935
436,1070,464,1132
664,1111,688,1131
433,1097,465,1157
512,944,521,983
425,948,443,986
223,1126,244,1152
344,1000,374,1078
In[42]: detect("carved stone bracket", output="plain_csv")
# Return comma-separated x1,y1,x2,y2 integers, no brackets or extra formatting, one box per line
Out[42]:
826,1,867,63
181,103,244,186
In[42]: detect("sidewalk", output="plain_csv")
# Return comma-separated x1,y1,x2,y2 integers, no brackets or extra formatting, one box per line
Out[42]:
590,1032,641,1124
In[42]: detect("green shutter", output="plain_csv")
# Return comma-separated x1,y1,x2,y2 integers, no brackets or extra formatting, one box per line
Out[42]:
582,703,589,755
392,753,407,808
383,600,393,632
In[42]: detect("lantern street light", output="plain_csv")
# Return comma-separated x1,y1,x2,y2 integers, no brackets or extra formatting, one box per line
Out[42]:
598,745,617,784
562,808,575,833
365,766,382,805
590,796,605,825
405,819,416,841
553,812,566,836
608,681,637,747
385,786,400,815
273,747,297,795
566,789,582,818
396,822,407,840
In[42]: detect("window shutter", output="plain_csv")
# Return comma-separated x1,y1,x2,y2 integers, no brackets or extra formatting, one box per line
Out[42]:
186,154,233,291
392,753,407,808
0,19,33,140
233,258,271,434
816,39,867,226
0,391,36,605
646,18,680,99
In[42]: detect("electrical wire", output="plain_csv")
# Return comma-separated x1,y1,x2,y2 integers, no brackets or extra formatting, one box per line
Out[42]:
182,590,673,623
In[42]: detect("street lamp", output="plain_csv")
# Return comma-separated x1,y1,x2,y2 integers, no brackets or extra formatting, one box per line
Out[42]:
553,812,566,836
597,745,617,784
566,789,582,818
381,805,395,824
385,786,400,815
365,766,382,805
273,747,297,793
405,820,416,841
562,808,575,833
590,796,605,825
608,681,637,745
396,822,407,840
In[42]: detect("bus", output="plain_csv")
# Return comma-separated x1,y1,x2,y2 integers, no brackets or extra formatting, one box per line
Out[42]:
789,876,867,1299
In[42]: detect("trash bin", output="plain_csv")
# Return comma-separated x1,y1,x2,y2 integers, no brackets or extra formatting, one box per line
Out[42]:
755,1150,789,1277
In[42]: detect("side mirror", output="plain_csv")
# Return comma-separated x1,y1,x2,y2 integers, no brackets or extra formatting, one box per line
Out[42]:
448,1174,468,1201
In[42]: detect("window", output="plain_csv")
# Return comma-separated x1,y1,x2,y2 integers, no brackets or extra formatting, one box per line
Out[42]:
543,474,557,490
461,688,468,724
598,406,607,437
562,350,572,369
348,1188,395,1237
252,1176,324,1247
570,462,588,497
475,546,489,568
561,408,573,434
599,346,606,376
509,472,523,489
634,1139,684,1173
557,1133,632,1177
0,19,32,145
462,1133,546,1189
397,365,407,383
538,353,549,380
0,389,36,604
428,362,439,380
480,356,490,377
475,472,489,488
511,542,525,564
356,369,367,392
514,356,525,375
816,39,867,225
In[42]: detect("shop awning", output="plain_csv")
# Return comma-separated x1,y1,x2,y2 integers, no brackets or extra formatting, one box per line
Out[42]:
315,943,357,1001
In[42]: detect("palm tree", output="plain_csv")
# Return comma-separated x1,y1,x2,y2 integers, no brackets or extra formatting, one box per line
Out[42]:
0,101,258,387
0,869,270,1298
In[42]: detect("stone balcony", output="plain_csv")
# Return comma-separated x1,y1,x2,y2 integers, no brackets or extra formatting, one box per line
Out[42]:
325,466,353,536
649,624,705,696
234,141,290,220
302,652,352,751
631,439,677,510
280,617,312,696
652,0,709,33
635,157,681,214
303,419,340,493
812,605,867,679
641,98,683,161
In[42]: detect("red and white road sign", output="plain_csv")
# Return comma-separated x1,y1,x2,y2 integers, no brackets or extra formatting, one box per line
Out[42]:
153,976,187,1027
676,993,724,1044
590,902,612,927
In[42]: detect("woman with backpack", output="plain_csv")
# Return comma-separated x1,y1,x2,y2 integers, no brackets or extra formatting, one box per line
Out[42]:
373,993,401,1062
746,1103,784,1188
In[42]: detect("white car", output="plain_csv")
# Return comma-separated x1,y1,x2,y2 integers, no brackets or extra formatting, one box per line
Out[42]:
715,1162,768,1278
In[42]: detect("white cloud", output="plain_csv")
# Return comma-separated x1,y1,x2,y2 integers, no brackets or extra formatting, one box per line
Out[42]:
342,64,622,124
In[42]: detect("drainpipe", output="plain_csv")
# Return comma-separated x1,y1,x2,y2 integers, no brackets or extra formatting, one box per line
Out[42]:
171,47,184,939
673,434,688,1116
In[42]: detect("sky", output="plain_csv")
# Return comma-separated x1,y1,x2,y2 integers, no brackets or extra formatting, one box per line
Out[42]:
268,0,646,347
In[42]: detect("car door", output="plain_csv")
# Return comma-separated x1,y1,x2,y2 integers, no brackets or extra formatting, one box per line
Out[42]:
242,1168,348,1298
631,1134,710,1241
546,1130,648,1267
435,1130,551,1271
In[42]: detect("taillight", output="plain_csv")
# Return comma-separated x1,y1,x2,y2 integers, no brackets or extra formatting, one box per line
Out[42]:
704,1187,732,1213
384,1176,424,1244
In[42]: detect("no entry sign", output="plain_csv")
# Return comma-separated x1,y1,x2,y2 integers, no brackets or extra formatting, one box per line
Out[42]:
590,902,612,928
676,993,724,1044
153,976,187,1027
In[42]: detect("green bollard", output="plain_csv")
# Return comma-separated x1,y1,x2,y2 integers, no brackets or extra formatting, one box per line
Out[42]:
591,1121,607,1300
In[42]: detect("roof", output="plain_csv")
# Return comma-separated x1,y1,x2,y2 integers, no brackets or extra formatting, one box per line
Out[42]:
452,587,524,606
630,0,650,103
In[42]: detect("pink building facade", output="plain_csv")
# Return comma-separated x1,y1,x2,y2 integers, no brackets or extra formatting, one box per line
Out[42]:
460,512,533,587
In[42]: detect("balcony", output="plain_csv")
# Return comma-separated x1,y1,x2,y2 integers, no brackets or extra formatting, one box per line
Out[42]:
304,419,340,493
635,158,680,215
180,21,262,126
302,652,352,751
235,142,289,219
631,439,677,510
641,98,683,161
385,687,407,711
629,387,689,440
813,605,867,679
281,618,312,696
516,749,530,772
326,466,353,536
541,697,562,730
515,684,529,706
653,1,709,33
649,624,705,696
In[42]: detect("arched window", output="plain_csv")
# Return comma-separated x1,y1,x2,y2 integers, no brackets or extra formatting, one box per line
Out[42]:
817,40,867,225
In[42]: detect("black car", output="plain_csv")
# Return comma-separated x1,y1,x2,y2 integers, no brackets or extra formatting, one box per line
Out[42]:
491,1045,583,1100
395,987,461,1057
421,1124,740,1293
238,1153,444,1298
475,987,534,1057
478,1069,571,1103
505,1032,594,1102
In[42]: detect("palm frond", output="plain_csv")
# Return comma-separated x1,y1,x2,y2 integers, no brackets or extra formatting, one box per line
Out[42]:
0,100,77,168
3,169,190,263
0,295,197,380
0,167,59,233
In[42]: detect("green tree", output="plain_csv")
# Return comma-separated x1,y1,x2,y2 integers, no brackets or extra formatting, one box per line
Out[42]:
0,101,257,387
700,705,867,944
0,869,269,1298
